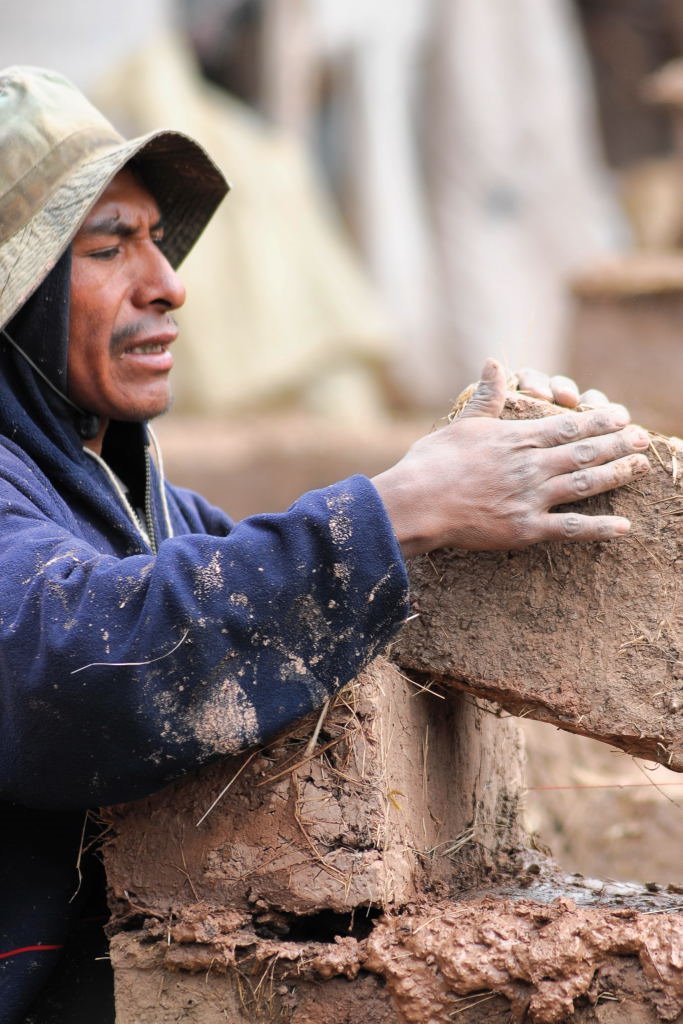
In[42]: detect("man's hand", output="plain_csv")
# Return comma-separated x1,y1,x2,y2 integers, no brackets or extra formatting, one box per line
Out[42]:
372,359,650,559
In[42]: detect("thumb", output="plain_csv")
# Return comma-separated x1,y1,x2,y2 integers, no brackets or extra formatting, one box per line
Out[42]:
459,358,506,419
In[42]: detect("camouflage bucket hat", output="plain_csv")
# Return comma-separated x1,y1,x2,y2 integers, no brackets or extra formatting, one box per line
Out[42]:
0,65,229,330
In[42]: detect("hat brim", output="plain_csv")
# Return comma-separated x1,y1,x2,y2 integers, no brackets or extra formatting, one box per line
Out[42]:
0,129,229,330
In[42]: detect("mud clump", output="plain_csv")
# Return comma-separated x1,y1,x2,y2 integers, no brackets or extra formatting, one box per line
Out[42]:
396,393,683,771
365,879,683,1024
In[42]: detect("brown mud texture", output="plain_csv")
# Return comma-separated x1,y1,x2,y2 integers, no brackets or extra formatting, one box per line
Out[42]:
154,412,683,886
105,660,683,1022
111,878,683,1024
106,398,683,1022
396,392,683,772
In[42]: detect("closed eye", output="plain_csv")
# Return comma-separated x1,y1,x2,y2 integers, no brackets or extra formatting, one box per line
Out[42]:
89,246,120,261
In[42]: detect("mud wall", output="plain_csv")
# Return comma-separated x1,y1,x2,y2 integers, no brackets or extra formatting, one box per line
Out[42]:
154,411,683,884
109,872,683,1023
105,659,528,1022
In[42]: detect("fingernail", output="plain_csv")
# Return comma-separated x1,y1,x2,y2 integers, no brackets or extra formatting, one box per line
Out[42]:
614,518,631,535
481,358,498,379
628,427,650,448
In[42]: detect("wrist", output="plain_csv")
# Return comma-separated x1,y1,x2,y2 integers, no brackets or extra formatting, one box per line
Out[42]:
371,468,433,560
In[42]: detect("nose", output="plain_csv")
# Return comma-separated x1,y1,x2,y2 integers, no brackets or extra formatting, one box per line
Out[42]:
132,241,186,312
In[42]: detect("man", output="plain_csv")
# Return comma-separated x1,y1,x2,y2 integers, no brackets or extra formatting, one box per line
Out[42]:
0,67,650,1022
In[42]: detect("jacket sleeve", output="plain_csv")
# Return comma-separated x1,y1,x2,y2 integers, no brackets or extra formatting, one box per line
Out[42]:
0,474,409,810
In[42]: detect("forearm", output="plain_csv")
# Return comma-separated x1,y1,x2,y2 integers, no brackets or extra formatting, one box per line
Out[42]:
0,476,409,809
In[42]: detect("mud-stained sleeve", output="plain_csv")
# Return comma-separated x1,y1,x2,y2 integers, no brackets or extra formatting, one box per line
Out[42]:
0,474,409,809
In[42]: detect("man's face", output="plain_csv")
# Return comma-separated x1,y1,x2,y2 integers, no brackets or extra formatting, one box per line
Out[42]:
69,168,186,429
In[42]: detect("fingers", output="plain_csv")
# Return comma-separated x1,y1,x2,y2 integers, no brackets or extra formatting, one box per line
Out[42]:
544,424,649,476
516,366,616,411
549,375,580,408
516,368,581,408
542,452,650,508
536,512,632,544
579,388,610,409
516,367,554,403
529,404,631,447
460,358,506,419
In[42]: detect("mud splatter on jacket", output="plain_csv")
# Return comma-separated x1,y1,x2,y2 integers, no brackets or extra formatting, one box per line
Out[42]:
0,294,408,1020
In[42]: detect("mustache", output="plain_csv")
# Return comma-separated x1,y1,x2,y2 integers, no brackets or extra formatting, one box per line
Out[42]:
110,314,177,350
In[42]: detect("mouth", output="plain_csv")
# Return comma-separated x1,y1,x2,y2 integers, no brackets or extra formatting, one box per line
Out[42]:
118,327,178,364
119,333,176,371
126,341,169,355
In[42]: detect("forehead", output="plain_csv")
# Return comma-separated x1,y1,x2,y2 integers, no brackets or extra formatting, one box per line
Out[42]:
78,167,161,231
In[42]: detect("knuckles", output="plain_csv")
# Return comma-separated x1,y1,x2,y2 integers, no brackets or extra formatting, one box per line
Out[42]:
573,441,596,465
473,381,496,401
570,452,649,497
571,469,592,494
507,508,536,546
589,412,613,433
562,513,583,537
555,415,581,442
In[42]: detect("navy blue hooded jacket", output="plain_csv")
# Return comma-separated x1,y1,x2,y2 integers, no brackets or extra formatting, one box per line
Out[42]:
0,256,409,1021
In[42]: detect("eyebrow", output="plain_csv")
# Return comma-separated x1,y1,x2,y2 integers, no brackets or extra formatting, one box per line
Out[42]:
79,215,164,239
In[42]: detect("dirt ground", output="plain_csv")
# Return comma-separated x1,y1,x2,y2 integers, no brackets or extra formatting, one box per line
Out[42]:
522,719,683,887
154,411,683,900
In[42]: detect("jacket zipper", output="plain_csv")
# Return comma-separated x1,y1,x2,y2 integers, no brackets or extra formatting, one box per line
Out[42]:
147,426,174,542
82,448,153,553
143,448,157,555
82,428,173,556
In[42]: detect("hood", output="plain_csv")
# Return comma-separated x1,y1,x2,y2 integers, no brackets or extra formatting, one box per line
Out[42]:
2,247,100,443
0,249,154,546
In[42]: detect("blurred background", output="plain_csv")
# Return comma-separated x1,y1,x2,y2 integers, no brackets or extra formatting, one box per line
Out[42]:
7,0,683,422
4,0,683,885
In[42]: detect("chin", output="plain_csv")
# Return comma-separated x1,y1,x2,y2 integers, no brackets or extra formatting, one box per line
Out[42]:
116,386,174,423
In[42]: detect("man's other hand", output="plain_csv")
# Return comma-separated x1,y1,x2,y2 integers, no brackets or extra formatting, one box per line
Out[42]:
516,367,610,410
372,359,650,559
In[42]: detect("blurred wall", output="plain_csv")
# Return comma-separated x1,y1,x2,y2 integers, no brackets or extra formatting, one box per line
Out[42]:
0,0,175,88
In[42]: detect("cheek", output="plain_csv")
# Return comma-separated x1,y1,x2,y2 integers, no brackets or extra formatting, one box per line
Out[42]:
67,308,117,402
69,293,116,361
68,308,96,373
70,266,122,340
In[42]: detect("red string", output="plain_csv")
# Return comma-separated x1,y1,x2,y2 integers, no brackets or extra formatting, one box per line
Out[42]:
0,944,63,961
528,782,683,792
